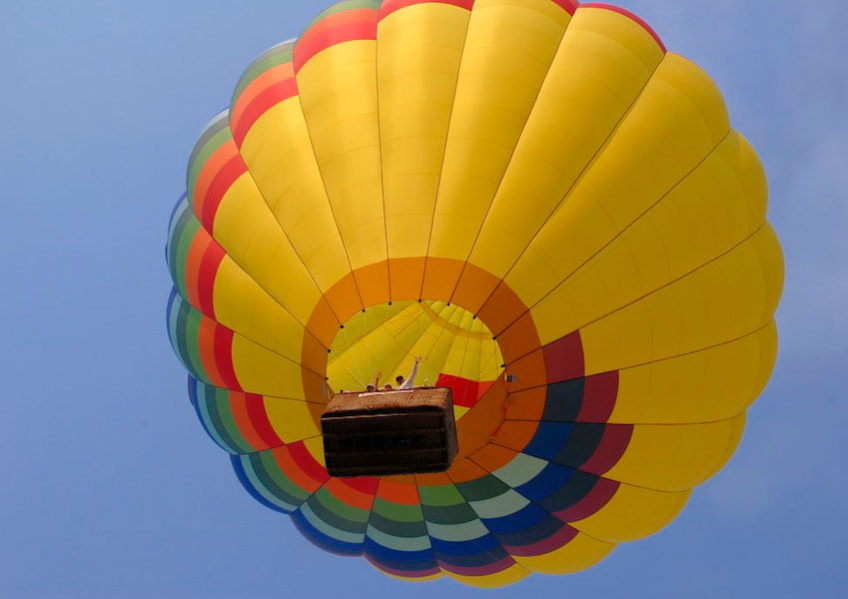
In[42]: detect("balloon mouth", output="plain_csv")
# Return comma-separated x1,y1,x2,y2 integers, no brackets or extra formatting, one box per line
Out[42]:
327,300,504,422
300,257,559,463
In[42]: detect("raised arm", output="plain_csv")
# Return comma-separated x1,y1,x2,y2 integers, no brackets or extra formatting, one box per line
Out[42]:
399,357,422,389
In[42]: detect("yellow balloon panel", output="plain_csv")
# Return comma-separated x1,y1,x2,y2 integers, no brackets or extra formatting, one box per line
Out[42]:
415,304,464,377
572,484,691,543
263,396,322,444
329,304,431,390
238,100,353,292
303,436,326,468
397,305,463,385
513,532,614,574
476,337,504,382
580,224,783,375
427,0,573,262
230,333,309,400
211,258,308,363
504,52,730,309
296,41,386,271
329,301,410,356
212,171,326,326
377,2,471,260
604,415,746,492
440,312,475,375
467,6,665,278
610,322,777,424
445,563,530,587
528,131,768,345
327,301,503,395
372,566,442,584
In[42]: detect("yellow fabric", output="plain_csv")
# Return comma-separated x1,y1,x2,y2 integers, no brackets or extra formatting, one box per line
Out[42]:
212,171,328,326
263,397,322,444
296,41,387,270
428,0,573,262
467,7,665,278
572,484,691,543
230,334,308,400
378,2,471,260
610,322,777,424
513,532,614,574
212,257,307,363
504,53,730,310
445,562,530,587
327,301,503,397
304,436,326,468
238,99,353,293
529,131,768,345
579,225,783,375
329,303,432,389
603,414,746,492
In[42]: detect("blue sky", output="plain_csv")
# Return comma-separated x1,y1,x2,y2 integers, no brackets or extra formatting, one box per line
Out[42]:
2,1,846,597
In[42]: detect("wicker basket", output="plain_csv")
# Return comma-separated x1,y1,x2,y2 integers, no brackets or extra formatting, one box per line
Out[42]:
321,387,458,477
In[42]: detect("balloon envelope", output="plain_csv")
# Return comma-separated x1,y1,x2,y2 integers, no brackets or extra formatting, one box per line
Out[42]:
166,0,783,587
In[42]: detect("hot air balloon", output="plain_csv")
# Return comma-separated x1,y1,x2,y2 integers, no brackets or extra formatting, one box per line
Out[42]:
166,0,783,587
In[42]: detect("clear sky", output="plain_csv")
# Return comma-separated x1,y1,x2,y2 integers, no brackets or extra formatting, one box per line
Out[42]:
2,1,846,597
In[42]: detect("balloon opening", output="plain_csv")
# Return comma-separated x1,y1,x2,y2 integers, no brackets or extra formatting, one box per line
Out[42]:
327,300,504,421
